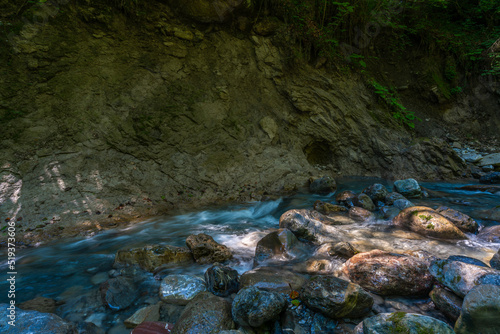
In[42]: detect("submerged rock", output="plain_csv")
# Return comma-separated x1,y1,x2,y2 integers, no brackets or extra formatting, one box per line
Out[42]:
357,312,454,334
455,284,500,334
436,206,479,233
393,178,422,198
18,296,58,314
159,274,206,305
343,249,434,296
205,265,239,297
185,234,232,264
100,276,137,311
232,287,286,328
114,244,194,272
429,286,462,322
309,176,337,194
393,206,466,239
254,228,300,266
300,275,373,318
0,304,76,334
239,266,308,293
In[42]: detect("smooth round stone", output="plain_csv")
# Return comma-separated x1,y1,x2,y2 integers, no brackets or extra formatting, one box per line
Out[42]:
159,274,206,305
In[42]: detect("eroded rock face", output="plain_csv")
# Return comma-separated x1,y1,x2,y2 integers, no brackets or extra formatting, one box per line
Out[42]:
159,274,206,305
114,245,194,272
343,250,434,296
436,206,479,233
231,287,286,328
393,206,466,239
300,276,373,319
0,304,76,334
185,234,232,264
454,284,500,334
359,312,454,334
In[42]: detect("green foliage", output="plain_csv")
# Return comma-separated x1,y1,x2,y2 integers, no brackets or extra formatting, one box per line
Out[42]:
370,80,419,129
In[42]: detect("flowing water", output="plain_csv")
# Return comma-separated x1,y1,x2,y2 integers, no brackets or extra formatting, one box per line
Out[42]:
1,177,499,331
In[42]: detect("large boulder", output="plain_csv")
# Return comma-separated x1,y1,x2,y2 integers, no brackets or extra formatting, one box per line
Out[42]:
309,176,337,194
185,234,232,264
231,287,286,328
253,228,301,266
393,206,466,239
300,276,373,318
204,265,239,297
393,178,422,198
343,250,434,296
455,284,500,334
435,206,479,233
172,0,251,23
159,275,206,305
357,312,454,334
114,244,194,272
100,276,137,311
239,266,308,293
429,259,497,297
362,183,389,203
0,304,75,334
172,292,234,333
429,286,462,322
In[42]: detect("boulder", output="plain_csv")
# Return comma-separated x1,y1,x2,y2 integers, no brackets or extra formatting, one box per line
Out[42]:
384,192,406,205
253,228,300,266
393,206,466,239
172,292,234,333
313,200,347,214
393,178,422,198
429,286,462,322
204,265,239,297
480,172,500,184
362,183,389,202
185,234,232,264
239,267,308,293
173,0,251,23
335,190,356,207
231,287,286,328
114,244,194,272
429,259,497,297
352,193,376,211
0,304,76,334
436,206,479,233
125,303,161,328
309,176,337,194
100,276,137,310
477,225,500,242
131,322,173,334
358,312,454,333
159,275,206,305
348,206,374,221
343,250,434,296
300,276,373,318
478,153,500,167
490,249,500,270
455,284,500,334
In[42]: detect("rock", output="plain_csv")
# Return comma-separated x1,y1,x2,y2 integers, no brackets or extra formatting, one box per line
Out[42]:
125,303,161,328
380,206,401,219
159,303,185,324
461,152,483,163
393,206,467,239
393,198,415,210
172,292,233,333
253,17,280,36
174,0,251,23
232,287,286,328
292,258,344,275
309,176,337,194
483,165,495,172
239,267,308,293
359,312,454,333
348,206,374,221
478,153,500,167
185,234,232,264
429,259,497,297
114,245,194,272
204,265,239,297
253,228,300,266
477,225,500,242
18,297,58,313
159,274,206,305
352,193,376,211
75,321,105,334
91,272,109,286
300,276,373,318
455,284,500,334
429,286,462,322
57,289,105,324
480,172,500,184
315,241,359,259
259,116,278,139
131,321,173,334
435,206,479,233
447,255,488,267
313,200,347,214
490,249,500,270
476,273,500,286
335,190,356,207
0,304,75,334
393,178,422,198
100,276,137,310
384,192,407,205
362,183,389,203
343,250,434,296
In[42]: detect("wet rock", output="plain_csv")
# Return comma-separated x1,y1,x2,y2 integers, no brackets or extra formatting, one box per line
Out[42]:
476,273,500,286
185,234,232,264
393,198,414,210
159,303,185,324
490,249,500,270
301,275,373,318
159,274,206,305
436,206,479,233
380,206,401,219
309,176,337,194
18,296,58,314
358,312,454,333
429,259,497,297
393,206,466,239
362,183,389,203
480,172,500,184
477,225,500,243
114,244,194,272
292,258,344,275
91,272,109,286
348,206,374,221
0,304,76,334
205,265,239,297
352,193,376,211
239,266,308,293
393,178,422,198
232,287,286,328
282,304,337,334
343,250,434,296
125,303,161,328
335,190,356,207
315,241,359,259
100,276,137,311
174,0,250,23
454,284,500,334
447,255,488,267
172,292,233,333
76,321,105,334
429,286,462,322
57,289,105,323
131,321,173,334
313,200,347,214
254,228,300,266
478,153,500,167
384,192,407,205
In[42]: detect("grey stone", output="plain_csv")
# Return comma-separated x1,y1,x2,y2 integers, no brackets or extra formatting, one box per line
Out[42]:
393,178,422,198
455,284,500,334
232,287,286,328
159,274,206,305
